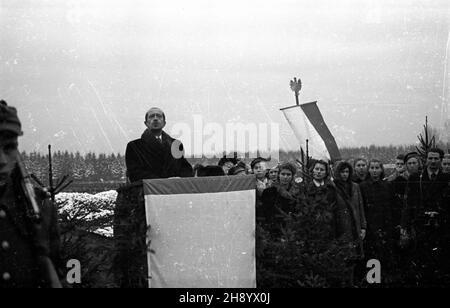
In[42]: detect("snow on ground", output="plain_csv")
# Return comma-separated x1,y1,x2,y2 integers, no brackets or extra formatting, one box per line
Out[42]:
56,190,117,237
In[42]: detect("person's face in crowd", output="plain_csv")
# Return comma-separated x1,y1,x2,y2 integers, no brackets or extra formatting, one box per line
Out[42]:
340,168,350,182
354,160,368,179
369,162,382,181
442,157,450,174
269,169,279,181
313,163,327,181
279,169,293,186
145,108,166,132
406,157,420,175
222,162,234,175
426,152,441,172
0,134,19,187
395,159,406,174
253,162,267,179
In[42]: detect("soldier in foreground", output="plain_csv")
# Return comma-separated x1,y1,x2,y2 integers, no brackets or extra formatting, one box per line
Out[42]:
0,100,61,288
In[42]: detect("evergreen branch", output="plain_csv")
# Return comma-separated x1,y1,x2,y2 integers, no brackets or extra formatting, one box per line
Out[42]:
30,173,45,188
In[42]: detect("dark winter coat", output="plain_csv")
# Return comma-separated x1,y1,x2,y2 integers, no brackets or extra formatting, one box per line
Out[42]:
385,174,408,228
260,182,301,236
403,170,450,229
359,178,396,238
333,180,366,256
333,161,367,258
352,174,369,185
125,129,193,182
359,178,397,261
298,180,338,240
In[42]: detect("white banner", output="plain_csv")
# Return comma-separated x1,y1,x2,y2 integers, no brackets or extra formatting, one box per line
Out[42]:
143,176,256,288
281,105,330,161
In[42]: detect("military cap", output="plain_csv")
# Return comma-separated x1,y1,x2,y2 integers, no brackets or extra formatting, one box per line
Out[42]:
0,100,23,136
228,161,247,175
250,157,269,170
404,151,419,164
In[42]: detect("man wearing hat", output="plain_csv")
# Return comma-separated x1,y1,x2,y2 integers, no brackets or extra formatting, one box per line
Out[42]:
218,153,239,175
228,161,247,176
404,152,421,177
0,100,61,288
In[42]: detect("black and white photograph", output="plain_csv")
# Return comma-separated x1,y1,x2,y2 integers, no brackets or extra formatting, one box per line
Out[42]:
1,0,449,292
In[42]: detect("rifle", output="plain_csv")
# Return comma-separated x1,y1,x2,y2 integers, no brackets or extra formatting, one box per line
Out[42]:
16,153,62,288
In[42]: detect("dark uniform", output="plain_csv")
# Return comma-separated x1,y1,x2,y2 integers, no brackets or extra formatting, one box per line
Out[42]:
0,100,61,288
0,174,61,288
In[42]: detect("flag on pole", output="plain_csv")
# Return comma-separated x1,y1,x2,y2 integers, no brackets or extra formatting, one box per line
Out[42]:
281,102,341,161
143,175,256,288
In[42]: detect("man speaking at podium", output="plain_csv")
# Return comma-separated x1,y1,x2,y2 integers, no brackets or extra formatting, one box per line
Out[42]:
125,107,193,182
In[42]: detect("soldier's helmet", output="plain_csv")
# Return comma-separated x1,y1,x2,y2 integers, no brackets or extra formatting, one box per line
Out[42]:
0,100,23,136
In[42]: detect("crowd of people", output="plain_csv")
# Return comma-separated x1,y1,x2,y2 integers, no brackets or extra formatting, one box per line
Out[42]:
2,101,448,288
200,150,450,287
124,106,450,287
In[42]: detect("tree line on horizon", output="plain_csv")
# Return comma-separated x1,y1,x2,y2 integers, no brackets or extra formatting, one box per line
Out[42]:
20,144,447,185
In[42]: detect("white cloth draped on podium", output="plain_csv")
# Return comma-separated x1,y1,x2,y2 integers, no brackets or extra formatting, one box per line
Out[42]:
143,175,256,288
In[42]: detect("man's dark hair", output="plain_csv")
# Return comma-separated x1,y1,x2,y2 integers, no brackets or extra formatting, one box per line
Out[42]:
145,108,166,122
428,148,445,159
396,154,405,161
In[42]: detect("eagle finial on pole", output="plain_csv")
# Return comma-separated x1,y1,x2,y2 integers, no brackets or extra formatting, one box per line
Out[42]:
290,77,302,105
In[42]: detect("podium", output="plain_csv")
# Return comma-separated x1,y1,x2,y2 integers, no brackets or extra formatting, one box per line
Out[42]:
113,176,256,288
113,181,149,288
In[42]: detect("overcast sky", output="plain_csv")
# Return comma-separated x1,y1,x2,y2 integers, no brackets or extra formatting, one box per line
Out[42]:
1,0,449,155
